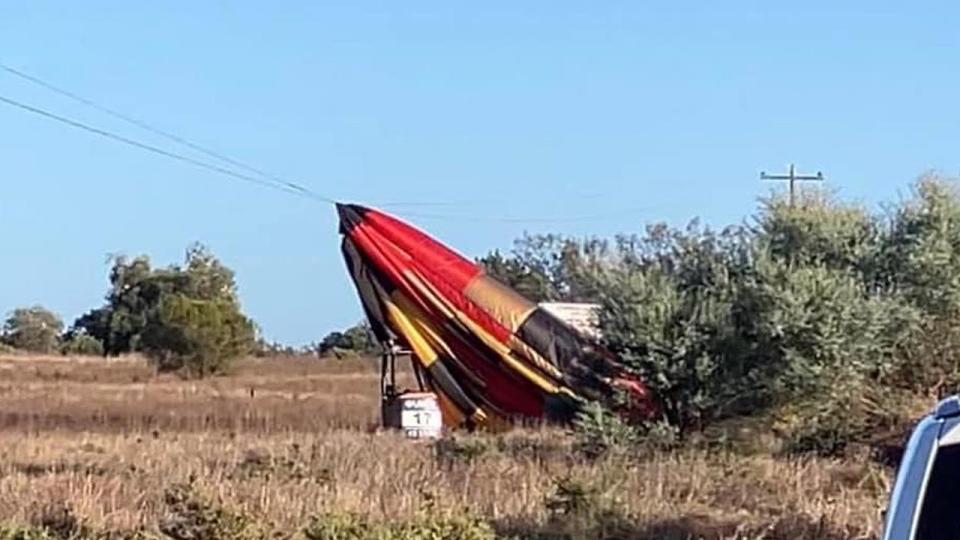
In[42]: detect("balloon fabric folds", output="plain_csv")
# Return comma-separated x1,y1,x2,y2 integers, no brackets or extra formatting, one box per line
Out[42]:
337,204,658,429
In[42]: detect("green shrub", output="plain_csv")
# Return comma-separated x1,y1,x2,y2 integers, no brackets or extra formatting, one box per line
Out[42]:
159,484,260,540
303,512,496,540
303,513,376,540
141,295,254,378
773,373,916,456
0,525,56,540
538,475,636,540
60,334,104,357
595,222,763,433
572,401,645,459
588,191,922,440
317,323,379,358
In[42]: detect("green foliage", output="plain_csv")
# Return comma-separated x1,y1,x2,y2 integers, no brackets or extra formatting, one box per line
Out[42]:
572,402,643,459
539,475,635,539
544,476,602,519
488,179,960,456
752,258,919,396
894,318,960,394
596,193,921,444
60,334,104,357
596,222,763,431
159,483,260,540
878,176,960,316
303,511,496,540
73,244,255,377
303,513,375,540
774,375,914,457
756,191,878,271
478,234,608,302
2,306,63,354
140,295,254,377
0,525,56,540
317,322,378,357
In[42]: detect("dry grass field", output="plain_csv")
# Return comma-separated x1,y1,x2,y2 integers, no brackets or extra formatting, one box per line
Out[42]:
0,354,894,539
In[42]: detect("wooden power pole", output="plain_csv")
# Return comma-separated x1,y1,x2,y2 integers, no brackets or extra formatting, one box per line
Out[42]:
760,164,824,206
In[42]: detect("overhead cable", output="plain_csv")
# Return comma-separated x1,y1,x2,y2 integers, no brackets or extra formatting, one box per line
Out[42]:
0,62,337,202
0,93,330,201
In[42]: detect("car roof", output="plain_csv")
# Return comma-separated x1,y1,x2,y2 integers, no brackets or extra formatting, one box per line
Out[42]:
936,395,960,419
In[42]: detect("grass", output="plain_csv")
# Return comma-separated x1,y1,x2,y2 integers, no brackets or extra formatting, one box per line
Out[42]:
0,353,895,539
0,354,393,432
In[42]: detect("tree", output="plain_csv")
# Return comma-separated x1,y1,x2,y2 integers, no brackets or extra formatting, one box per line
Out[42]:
72,243,256,376
318,322,377,357
2,306,63,353
478,234,612,303
587,191,919,439
879,175,960,317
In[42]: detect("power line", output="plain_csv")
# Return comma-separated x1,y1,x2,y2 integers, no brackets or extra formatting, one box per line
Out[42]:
0,93,334,202
0,62,341,202
0,64,641,216
0,65,655,224
0,91,647,223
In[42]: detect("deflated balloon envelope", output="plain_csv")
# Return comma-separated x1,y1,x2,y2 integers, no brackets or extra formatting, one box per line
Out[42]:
337,203,658,429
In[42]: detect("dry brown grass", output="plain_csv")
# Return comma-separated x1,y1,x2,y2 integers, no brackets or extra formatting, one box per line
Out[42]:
0,430,891,538
0,354,891,539
0,354,405,433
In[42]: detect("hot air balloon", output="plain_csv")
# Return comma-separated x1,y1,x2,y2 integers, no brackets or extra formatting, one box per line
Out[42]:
337,204,657,430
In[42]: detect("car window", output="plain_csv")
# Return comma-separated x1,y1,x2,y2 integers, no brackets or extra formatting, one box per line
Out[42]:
916,444,960,540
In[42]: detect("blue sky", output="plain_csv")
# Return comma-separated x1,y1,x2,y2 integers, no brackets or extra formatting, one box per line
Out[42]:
2,2,958,345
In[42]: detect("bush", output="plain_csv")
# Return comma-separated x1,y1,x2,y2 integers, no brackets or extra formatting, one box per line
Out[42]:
60,335,104,357
572,401,642,459
160,484,260,540
595,222,762,433
893,318,960,394
0,525,56,540
303,513,374,540
317,323,378,357
303,511,496,540
538,475,636,539
773,374,916,456
140,295,254,377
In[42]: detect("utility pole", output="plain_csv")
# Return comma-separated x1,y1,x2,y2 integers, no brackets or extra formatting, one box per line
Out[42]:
760,164,824,207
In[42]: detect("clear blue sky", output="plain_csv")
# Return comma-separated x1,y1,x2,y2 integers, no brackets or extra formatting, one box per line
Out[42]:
2,2,958,345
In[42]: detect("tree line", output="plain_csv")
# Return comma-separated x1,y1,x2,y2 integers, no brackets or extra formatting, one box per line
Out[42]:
1,244,256,377
1,241,381,373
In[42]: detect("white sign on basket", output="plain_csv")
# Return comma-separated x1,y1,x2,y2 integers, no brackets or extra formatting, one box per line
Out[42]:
399,394,442,439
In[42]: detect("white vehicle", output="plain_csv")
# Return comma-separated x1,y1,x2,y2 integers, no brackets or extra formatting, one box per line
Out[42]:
883,396,960,540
